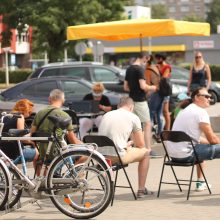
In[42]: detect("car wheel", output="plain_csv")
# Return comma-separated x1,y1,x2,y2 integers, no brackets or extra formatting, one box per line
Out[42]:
208,90,217,105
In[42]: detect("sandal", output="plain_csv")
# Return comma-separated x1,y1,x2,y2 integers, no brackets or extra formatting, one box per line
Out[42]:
137,188,154,198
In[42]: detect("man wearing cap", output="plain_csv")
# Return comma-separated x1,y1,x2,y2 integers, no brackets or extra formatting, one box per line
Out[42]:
79,82,112,139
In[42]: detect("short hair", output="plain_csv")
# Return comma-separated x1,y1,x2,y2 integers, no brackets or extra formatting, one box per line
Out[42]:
117,96,134,108
137,51,148,59
49,89,65,101
155,53,166,60
92,82,105,93
12,99,34,115
191,87,207,101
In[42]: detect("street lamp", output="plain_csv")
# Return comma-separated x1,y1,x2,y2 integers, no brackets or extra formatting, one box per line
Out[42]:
2,47,11,87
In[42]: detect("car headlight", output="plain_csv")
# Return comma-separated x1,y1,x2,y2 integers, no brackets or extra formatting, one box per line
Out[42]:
215,82,220,88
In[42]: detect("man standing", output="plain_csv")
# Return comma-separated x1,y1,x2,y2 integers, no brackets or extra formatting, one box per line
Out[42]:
124,52,156,156
99,97,153,197
168,87,220,191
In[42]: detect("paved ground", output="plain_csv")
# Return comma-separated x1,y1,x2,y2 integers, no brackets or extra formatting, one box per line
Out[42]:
1,103,220,220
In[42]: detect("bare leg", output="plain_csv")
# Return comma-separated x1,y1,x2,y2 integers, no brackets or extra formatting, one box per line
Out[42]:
143,121,152,151
138,155,150,190
163,101,171,130
196,162,206,179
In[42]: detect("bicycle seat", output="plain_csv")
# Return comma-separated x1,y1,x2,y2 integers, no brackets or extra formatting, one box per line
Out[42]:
47,115,71,129
8,129,30,137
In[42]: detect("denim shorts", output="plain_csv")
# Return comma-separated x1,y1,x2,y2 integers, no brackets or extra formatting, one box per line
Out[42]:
22,147,36,162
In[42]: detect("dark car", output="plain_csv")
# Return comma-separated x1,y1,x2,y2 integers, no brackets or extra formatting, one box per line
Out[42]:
0,77,123,111
171,66,220,104
28,62,125,93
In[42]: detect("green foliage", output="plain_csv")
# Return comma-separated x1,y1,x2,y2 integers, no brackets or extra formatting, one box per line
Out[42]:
0,69,32,83
183,14,205,22
151,4,168,19
0,0,127,62
206,0,220,33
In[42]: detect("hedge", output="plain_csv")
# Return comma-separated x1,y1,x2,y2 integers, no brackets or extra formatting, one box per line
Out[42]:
0,69,32,83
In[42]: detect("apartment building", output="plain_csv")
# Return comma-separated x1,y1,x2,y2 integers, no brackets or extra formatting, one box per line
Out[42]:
136,0,213,20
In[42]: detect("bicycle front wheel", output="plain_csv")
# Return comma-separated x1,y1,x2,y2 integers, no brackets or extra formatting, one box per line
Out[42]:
0,162,10,210
46,150,113,219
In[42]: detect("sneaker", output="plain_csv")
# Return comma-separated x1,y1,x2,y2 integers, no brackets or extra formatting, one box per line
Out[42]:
137,188,154,198
150,150,163,159
153,134,161,143
195,181,212,192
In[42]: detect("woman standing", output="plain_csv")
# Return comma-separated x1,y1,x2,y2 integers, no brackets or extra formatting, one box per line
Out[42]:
187,51,211,94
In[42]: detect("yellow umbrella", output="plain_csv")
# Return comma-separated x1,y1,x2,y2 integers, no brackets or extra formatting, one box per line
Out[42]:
67,18,210,41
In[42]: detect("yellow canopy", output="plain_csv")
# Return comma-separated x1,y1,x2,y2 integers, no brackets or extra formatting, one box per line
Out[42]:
67,18,210,41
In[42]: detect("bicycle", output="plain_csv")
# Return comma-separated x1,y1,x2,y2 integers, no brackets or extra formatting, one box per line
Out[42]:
0,112,114,219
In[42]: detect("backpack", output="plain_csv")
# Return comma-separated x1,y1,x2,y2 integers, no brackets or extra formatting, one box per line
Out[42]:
158,77,172,97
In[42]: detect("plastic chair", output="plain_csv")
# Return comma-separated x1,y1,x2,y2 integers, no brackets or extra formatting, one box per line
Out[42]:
83,135,137,205
157,130,211,200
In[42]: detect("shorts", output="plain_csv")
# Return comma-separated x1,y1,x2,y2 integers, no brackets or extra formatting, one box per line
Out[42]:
106,147,148,165
163,96,170,102
22,147,36,162
133,101,150,123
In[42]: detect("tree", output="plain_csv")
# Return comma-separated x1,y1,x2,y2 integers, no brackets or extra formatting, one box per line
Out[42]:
183,14,205,22
0,0,131,62
151,4,168,19
206,0,220,33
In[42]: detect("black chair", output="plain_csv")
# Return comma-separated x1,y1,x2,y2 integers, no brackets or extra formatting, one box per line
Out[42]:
157,130,211,200
83,135,137,205
64,109,80,138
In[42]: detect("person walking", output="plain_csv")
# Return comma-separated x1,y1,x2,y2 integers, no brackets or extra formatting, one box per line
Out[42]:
124,52,157,157
187,51,211,94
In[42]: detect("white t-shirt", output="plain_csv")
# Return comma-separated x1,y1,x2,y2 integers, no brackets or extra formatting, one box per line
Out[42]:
98,108,142,156
167,103,210,158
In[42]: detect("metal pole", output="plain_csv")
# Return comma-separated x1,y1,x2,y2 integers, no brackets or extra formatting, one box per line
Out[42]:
5,50,9,87
64,47,68,63
44,51,48,64
148,36,152,55
140,34,143,52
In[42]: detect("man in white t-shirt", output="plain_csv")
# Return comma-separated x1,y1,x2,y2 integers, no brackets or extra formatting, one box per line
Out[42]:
167,87,220,191
98,96,153,198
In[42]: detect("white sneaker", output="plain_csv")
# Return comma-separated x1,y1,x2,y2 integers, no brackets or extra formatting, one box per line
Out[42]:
195,181,212,192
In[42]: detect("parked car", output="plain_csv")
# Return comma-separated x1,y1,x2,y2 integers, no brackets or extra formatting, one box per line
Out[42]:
0,77,123,111
27,62,125,93
171,66,220,104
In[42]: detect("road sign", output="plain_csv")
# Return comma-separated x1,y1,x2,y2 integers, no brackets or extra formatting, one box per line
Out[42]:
193,40,214,49
75,42,87,56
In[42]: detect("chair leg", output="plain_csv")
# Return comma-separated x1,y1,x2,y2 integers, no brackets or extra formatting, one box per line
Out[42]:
170,166,182,192
186,165,195,200
111,170,118,206
121,167,137,200
157,163,165,197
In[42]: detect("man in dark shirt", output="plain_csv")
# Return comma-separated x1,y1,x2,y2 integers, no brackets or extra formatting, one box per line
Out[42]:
124,52,156,156
79,82,112,139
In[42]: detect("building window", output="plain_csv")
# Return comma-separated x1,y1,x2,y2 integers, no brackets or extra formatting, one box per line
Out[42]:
169,6,176,13
180,0,189,2
194,6,201,12
180,6,189,12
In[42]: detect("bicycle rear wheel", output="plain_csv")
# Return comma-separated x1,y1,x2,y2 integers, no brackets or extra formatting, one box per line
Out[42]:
46,150,113,219
0,162,10,210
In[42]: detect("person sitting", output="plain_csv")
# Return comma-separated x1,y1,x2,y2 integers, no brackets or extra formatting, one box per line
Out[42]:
167,87,220,191
0,99,39,168
98,96,153,198
79,82,112,139
30,89,82,175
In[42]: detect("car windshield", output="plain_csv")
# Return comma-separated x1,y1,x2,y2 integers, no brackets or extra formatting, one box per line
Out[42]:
171,66,189,80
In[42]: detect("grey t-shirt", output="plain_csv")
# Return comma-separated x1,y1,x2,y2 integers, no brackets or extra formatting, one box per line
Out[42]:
98,108,142,156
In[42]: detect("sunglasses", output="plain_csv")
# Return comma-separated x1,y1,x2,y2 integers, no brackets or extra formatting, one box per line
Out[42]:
195,56,202,59
197,94,211,99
